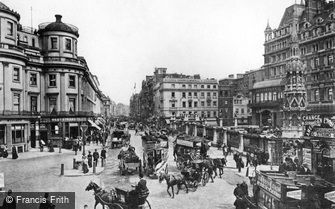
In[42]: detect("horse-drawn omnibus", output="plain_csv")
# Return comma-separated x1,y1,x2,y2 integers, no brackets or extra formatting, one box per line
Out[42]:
111,129,130,148
142,134,168,178
174,135,204,170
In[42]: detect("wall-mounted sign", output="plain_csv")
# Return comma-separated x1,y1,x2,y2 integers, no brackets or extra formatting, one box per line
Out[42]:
303,115,335,138
257,173,282,199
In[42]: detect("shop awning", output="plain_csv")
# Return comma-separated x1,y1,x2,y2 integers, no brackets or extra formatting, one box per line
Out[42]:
88,120,101,130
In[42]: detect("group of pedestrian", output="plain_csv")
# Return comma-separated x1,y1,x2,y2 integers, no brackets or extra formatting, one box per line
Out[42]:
81,148,107,174
222,143,232,157
0,145,18,160
233,182,249,209
279,157,311,174
233,152,244,173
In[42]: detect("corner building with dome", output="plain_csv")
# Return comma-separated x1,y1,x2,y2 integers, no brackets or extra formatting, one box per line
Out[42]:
0,2,108,153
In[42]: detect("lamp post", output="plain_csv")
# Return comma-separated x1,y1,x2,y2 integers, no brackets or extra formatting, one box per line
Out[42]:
80,124,88,156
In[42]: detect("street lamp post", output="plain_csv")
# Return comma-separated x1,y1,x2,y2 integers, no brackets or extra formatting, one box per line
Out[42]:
81,124,88,156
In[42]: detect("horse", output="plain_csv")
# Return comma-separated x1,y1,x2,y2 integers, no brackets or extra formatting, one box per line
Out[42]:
85,181,117,209
158,172,188,198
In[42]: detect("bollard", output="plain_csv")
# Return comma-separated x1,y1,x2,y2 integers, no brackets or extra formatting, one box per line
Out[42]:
59,147,61,153
60,164,64,175
93,162,96,174
73,158,76,169
101,159,104,167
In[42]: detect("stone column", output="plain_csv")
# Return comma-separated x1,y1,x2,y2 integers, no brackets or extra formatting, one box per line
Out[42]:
203,126,206,137
268,140,276,167
185,124,189,135
78,75,82,111
213,128,218,145
239,133,244,152
223,129,227,145
194,125,197,137
220,119,223,127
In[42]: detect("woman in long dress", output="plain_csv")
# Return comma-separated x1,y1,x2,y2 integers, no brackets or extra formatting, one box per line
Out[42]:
12,146,18,159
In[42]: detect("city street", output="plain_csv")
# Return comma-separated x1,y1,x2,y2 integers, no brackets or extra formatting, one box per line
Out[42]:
100,130,247,209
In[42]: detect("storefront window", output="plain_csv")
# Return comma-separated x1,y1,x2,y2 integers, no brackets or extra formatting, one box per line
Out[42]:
0,125,5,145
12,125,25,144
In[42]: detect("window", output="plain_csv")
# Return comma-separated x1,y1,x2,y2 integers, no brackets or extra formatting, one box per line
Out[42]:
23,36,28,42
207,111,211,117
269,92,272,101
188,84,192,88
7,21,13,36
225,100,228,105
194,85,197,88
171,92,175,97
315,89,319,101
213,92,217,97
207,92,211,97
328,88,333,101
256,93,260,102
31,96,38,113
213,85,217,89
201,85,204,89
182,102,186,108
273,92,277,101
13,67,20,82
12,125,25,144
236,108,239,114
51,37,58,49
188,101,192,108
49,74,56,87
182,84,186,88
182,92,186,98
201,101,205,107
207,85,210,89
194,102,198,107
69,98,76,112
194,92,197,97
13,93,20,112
171,84,175,88
260,93,264,102
171,103,175,108
207,101,211,107
213,101,217,107
49,97,57,112
32,38,35,47
30,73,37,86
65,38,72,51
188,92,192,97
0,125,5,145
201,92,205,97
213,111,217,117
241,108,244,114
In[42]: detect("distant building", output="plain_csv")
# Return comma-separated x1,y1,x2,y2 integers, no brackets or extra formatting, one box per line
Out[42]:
152,68,218,125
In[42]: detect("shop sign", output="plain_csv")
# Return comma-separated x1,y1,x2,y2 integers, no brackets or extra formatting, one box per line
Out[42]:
177,139,194,147
257,173,282,199
303,115,335,137
302,148,312,170
51,118,87,122
0,173,4,188
325,191,335,203
287,190,301,200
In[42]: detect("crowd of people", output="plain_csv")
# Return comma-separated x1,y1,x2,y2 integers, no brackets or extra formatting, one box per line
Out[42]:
0,145,18,160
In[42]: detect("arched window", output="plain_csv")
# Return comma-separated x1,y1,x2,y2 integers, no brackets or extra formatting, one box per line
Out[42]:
292,114,299,126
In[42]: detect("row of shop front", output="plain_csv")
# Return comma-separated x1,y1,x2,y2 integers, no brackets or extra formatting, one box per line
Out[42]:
0,115,104,153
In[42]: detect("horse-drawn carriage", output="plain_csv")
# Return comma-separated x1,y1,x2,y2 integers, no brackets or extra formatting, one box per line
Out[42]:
111,129,130,149
118,146,141,175
181,159,210,190
174,135,203,170
142,133,168,178
86,181,151,209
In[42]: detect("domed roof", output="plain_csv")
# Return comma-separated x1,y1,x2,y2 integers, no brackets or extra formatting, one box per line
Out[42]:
0,2,20,20
38,15,79,37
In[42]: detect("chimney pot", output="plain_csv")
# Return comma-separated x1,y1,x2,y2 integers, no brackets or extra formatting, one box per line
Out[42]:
55,14,62,23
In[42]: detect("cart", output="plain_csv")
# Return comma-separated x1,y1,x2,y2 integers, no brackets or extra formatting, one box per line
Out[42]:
112,184,151,209
142,135,168,178
111,129,130,149
118,147,141,175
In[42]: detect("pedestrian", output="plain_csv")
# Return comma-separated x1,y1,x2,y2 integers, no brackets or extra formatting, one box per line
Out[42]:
237,155,244,173
11,146,18,159
74,142,78,155
228,144,232,155
101,148,107,164
87,151,93,168
2,189,16,209
247,163,256,184
93,149,99,166
3,145,8,158
246,152,251,167
233,152,239,168
82,155,89,174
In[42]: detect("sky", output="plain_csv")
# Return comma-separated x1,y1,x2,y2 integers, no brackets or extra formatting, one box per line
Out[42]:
3,0,299,104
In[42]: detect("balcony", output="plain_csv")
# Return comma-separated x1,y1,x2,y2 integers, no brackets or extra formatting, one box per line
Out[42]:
43,56,86,68
0,43,27,61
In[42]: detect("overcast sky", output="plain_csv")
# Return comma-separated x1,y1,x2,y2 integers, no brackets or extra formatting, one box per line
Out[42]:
5,0,298,104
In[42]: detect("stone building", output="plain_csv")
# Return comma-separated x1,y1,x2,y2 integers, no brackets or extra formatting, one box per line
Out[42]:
0,2,107,152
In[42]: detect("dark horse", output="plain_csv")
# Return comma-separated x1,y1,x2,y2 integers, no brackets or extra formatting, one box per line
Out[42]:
85,181,117,209
158,173,188,198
